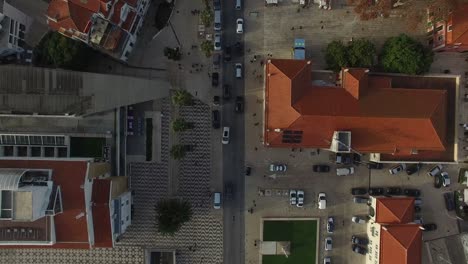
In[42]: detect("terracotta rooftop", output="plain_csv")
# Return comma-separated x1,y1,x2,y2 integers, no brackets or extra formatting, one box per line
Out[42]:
375,197,415,224
264,59,448,155
92,179,113,248
380,224,422,264
447,4,468,46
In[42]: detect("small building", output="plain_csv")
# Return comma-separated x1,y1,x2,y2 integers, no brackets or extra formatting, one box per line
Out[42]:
427,4,468,52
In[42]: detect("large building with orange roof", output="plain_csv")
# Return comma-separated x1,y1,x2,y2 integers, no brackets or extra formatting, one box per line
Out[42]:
428,3,468,52
367,197,422,264
264,59,456,162
0,159,132,249
46,0,150,61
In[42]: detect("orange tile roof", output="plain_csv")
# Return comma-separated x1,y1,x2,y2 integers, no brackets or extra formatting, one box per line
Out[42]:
376,197,415,224
447,4,468,46
47,0,103,33
264,59,448,155
380,224,422,264
92,179,113,248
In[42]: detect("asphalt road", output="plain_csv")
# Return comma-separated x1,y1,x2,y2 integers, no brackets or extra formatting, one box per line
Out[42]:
221,3,245,264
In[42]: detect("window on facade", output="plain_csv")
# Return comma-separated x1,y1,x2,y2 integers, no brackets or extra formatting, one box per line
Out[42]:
18,31,25,40
19,24,25,31
9,20,14,34
435,25,444,32
438,35,444,41
448,25,453,32
8,35,12,44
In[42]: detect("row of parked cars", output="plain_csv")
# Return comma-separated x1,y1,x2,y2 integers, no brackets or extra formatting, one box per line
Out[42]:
351,187,421,197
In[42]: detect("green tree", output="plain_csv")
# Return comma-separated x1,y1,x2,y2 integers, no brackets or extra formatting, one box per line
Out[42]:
200,9,213,27
200,40,214,57
33,32,92,70
172,90,193,106
155,198,192,236
347,39,376,68
170,144,186,160
164,47,181,61
380,34,433,75
171,118,192,132
325,40,348,72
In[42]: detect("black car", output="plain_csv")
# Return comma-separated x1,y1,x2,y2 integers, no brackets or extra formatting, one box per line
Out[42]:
351,188,367,195
212,110,220,129
223,84,231,99
385,187,402,196
406,163,422,175
213,0,221,9
225,182,233,200
352,244,367,255
367,162,383,169
245,166,251,176
235,96,244,113
313,164,330,173
234,41,242,52
444,192,455,211
414,205,421,213
422,223,437,231
369,187,385,196
213,96,220,106
404,188,421,197
224,46,232,62
212,72,219,87
351,235,369,245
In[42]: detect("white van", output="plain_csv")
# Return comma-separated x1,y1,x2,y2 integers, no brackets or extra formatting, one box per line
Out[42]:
336,167,355,176
213,192,221,209
318,192,326,209
214,10,222,31
235,0,242,10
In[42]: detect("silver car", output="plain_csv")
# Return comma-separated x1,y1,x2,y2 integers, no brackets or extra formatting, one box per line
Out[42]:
325,237,332,251
269,164,287,172
214,33,222,51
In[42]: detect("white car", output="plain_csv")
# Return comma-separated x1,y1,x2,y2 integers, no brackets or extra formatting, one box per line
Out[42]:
269,164,287,172
323,257,331,264
389,164,406,175
351,216,367,224
214,33,222,51
222,127,230,144
236,18,243,34
336,167,354,176
235,63,242,79
324,237,332,251
318,192,326,209
296,190,304,207
427,164,443,177
289,189,297,205
441,172,450,187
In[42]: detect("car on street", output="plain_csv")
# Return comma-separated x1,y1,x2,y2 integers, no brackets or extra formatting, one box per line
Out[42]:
352,244,367,255
368,187,385,196
289,189,297,205
221,126,230,144
223,84,230,99
323,257,331,264
336,167,354,176
351,215,367,224
212,110,220,129
422,223,437,231
269,164,287,172
367,162,383,169
327,216,334,233
296,190,304,207
212,72,219,87
213,96,220,106
318,192,327,209
213,192,221,209
414,205,421,213
235,63,242,79
414,198,423,206
313,164,330,173
336,153,360,165
225,182,233,200
351,187,367,195
406,163,422,175
235,96,244,113
427,164,443,177
224,46,232,62
213,0,221,10
236,18,244,34
385,187,402,196
441,172,450,187
324,237,332,251
444,192,455,211
234,41,242,52
351,235,369,245
404,188,421,197
353,196,369,204
389,164,406,175
245,166,251,176
214,33,221,51
414,216,423,224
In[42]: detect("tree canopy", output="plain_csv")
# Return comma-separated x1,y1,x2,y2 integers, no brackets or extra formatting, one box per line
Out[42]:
325,40,348,72
380,34,433,75
155,198,192,236
171,90,193,106
325,39,376,72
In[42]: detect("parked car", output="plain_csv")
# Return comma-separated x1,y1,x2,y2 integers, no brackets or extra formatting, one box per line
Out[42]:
213,96,220,106
213,0,221,10
427,164,443,177
212,53,221,69
353,196,369,204
444,192,455,211
318,192,327,209
351,187,367,195
236,18,244,34
245,166,251,176
214,33,222,51
327,217,335,233
222,126,230,144
235,63,242,79
235,96,244,113
289,189,297,205
323,257,331,264
414,198,423,206
368,187,385,196
389,164,406,175
225,182,233,200
404,188,421,197
422,223,437,231
414,205,421,213
352,244,367,255
313,164,330,173
385,187,402,196
434,174,443,188
297,190,304,207
441,172,451,187
351,215,367,224
212,72,219,87
336,167,355,176
406,163,422,175
269,164,287,172
224,46,232,62
324,237,332,251
414,216,423,224
351,235,369,245
212,110,220,129
336,153,360,165
223,84,231,99
367,162,383,169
